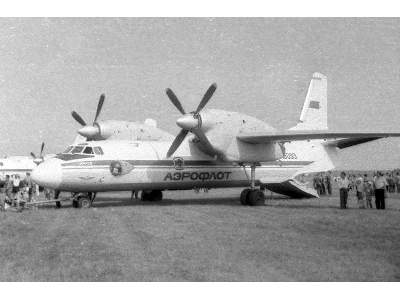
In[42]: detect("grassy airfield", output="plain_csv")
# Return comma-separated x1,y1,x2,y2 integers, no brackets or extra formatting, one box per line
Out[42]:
0,188,399,281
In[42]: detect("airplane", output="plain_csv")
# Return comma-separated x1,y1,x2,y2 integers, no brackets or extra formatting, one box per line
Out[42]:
31,73,400,208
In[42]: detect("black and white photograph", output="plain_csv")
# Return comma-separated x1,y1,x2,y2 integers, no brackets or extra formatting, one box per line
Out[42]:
0,2,399,294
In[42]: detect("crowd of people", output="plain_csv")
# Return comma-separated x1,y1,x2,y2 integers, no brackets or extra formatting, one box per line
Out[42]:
0,172,39,212
313,170,400,210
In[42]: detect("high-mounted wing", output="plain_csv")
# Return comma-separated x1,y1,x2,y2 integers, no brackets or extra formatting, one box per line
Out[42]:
237,130,400,148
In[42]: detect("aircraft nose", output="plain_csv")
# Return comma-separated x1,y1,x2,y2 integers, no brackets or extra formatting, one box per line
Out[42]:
32,158,62,189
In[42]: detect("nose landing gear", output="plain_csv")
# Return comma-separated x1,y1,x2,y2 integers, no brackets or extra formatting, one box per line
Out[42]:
240,163,265,206
72,192,96,208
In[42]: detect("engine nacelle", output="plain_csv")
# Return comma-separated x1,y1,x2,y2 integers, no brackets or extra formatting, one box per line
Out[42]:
223,139,284,162
78,120,173,142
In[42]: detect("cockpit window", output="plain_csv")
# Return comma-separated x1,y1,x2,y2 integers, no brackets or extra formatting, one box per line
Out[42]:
83,147,94,154
71,146,84,154
94,147,104,155
63,146,73,154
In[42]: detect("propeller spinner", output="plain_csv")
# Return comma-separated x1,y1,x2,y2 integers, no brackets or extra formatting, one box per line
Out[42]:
165,83,217,157
71,94,105,139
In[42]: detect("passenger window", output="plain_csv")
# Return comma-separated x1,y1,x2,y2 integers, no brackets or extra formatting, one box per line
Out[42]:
94,147,104,155
83,147,94,154
71,146,84,154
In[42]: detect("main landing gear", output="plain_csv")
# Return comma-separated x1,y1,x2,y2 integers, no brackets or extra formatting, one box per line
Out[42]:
240,164,265,206
72,192,97,209
141,190,163,202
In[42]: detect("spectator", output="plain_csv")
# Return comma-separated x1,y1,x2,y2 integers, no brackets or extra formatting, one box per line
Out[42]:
320,173,326,195
336,172,350,209
355,175,365,208
325,172,332,195
387,173,395,193
313,174,321,195
12,174,21,206
4,175,13,209
24,172,34,202
374,171,388,210
395,172,400,193
364,179,374,209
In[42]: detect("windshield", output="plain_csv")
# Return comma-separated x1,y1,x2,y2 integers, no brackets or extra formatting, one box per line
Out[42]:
63,146,73,154
94,147,104,155
83,147,94,154
71,146,84,154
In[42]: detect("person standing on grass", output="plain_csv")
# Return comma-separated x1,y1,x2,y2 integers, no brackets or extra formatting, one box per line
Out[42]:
355,175,365,208
4,175,13,206
395,172,400,193
24,172,34,202
374,171,388,210
325,172,332,195
364,180,374,209
336,172,350,209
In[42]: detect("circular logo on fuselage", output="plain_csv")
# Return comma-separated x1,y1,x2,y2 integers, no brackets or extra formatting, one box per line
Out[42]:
173,157,185,170
110,161,123,176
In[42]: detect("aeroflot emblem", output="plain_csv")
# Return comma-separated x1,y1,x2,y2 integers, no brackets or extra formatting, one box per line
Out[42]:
173,157,185,170
110,161,123,176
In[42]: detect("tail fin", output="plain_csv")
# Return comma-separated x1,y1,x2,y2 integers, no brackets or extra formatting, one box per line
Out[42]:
290,72,327,131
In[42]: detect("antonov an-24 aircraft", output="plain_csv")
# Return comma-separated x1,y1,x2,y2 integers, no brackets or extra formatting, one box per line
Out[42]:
32,73,400,208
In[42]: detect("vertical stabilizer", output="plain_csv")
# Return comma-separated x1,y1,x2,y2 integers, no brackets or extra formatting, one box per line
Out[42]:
290,72,327,131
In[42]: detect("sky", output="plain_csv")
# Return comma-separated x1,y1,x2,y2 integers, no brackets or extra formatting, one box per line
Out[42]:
1,18,400,169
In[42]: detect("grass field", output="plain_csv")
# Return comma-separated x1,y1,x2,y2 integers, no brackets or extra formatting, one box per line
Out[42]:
0,188,399,281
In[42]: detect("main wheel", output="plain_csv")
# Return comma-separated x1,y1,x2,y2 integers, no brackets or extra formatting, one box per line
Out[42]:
247,190,265,206
141,190,152,201
78,196,92,208
55,201,61,209
240,188,251,205
149,190,163,202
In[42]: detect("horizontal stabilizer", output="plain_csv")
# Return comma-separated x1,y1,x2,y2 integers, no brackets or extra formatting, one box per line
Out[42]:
237,130,400,146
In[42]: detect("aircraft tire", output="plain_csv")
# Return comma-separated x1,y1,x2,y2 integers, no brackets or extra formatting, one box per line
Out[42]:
72,199,79,208
247,190,265,206
55,201,61,209
141,191,152,201
150,190,163,202
78,196,92,208
240,188,251,205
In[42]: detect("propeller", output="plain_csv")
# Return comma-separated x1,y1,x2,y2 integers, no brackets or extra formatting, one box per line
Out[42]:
71,94,105,139
31,142,45,165
165,83,217,157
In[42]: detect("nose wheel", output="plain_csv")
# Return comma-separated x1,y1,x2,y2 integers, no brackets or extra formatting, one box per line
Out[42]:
240,163,265,206
72,193,94,208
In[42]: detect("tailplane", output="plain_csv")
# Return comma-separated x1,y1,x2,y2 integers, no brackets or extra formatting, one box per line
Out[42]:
290,72,327,131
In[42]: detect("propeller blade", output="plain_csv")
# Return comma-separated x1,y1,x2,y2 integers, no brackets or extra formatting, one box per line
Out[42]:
166,88,186,115
192,128,216,157
195,83,217,114
166,129,189,157
30,152,36,159
71,111,87,126
94,94,105,123
40,142,45,157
